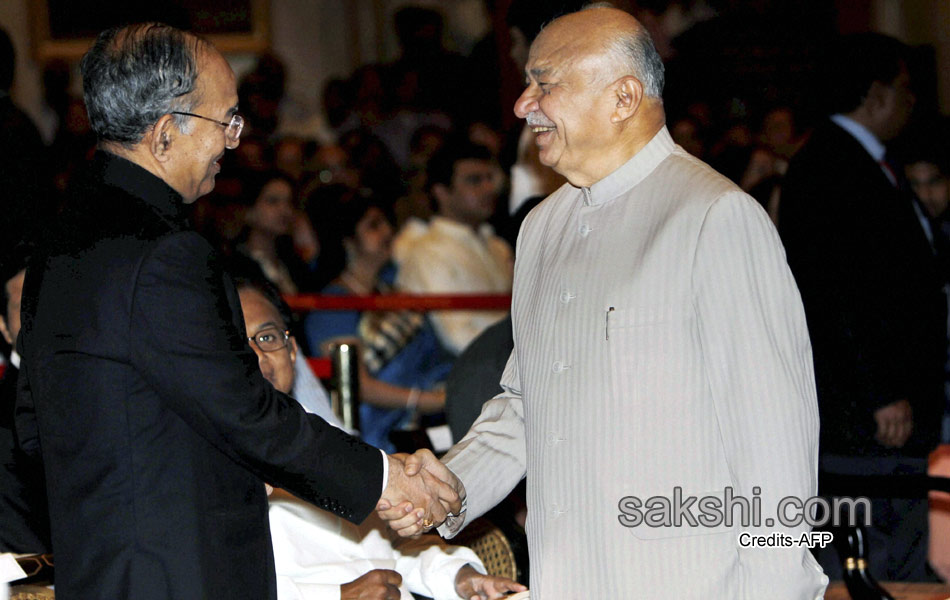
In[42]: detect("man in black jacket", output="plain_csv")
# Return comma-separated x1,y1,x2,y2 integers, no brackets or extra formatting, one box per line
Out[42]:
16,24,456,599
0,250,49,555
779,33,945,581
0,27,48,264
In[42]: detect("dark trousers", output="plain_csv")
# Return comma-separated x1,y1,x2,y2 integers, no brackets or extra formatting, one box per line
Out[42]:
815,454,933,582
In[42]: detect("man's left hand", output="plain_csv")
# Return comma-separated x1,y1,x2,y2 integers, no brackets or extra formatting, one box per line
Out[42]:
454,564,526,600
873,398,913,448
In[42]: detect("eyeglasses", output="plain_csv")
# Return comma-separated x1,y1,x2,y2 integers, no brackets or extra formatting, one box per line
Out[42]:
247,326,290,353
171,111,244,146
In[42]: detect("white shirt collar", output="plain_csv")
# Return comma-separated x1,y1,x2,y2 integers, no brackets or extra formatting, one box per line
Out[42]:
430,216,495,240
830,114,886,163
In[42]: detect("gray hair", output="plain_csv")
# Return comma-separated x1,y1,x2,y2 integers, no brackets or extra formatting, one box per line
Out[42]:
582,3,665,99
80,23,205,146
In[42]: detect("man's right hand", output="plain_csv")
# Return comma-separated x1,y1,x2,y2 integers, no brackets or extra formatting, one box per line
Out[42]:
341,569,402,600
379,452,460,537
378,449,464,537
873,398,913,448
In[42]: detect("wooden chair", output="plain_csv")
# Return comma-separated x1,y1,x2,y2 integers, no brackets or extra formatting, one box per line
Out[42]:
452,517,519,582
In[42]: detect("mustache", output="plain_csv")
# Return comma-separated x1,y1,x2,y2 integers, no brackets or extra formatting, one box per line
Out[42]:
525,112,555,127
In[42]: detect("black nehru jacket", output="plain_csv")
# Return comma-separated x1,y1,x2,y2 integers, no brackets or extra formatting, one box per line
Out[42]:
16,152,383,599
0,362,50,554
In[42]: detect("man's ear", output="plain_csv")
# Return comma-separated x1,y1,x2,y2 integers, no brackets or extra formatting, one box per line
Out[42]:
0,314,11,347
288,336,298,365
610,76,644,124
864,80,892,113
148,114,178,162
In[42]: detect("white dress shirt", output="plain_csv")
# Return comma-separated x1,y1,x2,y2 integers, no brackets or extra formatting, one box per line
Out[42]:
292,358,341,428
396,217,513,355
270,491,483,600
274,374,482,599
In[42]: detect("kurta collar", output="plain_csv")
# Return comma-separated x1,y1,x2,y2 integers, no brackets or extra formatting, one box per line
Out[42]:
582,126,676,206
95,150,188,228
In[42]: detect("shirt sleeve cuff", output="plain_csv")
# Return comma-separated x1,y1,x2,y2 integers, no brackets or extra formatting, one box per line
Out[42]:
437,497,467,539
380,449,389,500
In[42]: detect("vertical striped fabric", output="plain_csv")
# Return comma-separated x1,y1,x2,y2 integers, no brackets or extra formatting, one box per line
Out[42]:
442,127,828,599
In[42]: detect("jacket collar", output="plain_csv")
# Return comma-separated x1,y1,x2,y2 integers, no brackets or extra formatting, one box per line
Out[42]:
95,150,188,229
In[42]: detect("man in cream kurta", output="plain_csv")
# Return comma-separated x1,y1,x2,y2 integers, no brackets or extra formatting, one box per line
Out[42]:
397,216,512,355
396,141,514,355
381,7,827,599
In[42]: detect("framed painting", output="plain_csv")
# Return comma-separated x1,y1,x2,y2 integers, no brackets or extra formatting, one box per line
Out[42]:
29,0,270,61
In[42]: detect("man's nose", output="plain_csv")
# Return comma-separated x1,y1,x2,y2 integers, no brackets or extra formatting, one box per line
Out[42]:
251,346,266,366
514,86,539,119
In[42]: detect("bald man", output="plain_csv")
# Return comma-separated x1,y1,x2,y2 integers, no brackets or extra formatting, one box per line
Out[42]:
383,6,826,599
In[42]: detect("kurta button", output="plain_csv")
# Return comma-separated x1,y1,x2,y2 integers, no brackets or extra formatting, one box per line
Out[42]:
552,361,563,372
546,432,564,446
579,224,592,236
559,291,575,304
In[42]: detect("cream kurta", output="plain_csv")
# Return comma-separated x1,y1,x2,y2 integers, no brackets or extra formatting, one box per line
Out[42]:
397,217,513,355
441,127,828,599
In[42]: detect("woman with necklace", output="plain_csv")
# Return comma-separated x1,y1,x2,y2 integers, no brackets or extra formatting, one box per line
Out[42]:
305,191,450,452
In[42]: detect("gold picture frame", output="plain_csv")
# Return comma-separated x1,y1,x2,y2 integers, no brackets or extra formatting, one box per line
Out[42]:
28,0,270,62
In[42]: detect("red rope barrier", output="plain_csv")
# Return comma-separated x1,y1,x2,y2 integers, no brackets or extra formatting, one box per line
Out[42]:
307,357,333,379
0,295,510,382
284,293,511,312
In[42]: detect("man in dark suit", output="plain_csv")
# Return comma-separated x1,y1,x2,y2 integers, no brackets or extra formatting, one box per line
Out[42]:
15,24,457,600
779,33,946,581
0,251,49,554
0,27,49,263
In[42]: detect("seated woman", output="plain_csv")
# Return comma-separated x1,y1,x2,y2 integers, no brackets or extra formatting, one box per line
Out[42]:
232,170,320,294
305,190,452,451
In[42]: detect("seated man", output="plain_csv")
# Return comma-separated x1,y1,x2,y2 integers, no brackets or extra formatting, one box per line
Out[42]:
396,140,513,356
237,280,525,600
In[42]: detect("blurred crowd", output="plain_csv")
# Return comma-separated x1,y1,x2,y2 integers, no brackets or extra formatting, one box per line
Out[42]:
2,1,950,595
3,0,950,465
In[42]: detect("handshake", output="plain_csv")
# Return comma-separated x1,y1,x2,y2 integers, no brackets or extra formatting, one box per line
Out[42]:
377,449,464,537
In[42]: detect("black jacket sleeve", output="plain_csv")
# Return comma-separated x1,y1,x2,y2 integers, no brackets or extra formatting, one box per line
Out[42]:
129,231,382,523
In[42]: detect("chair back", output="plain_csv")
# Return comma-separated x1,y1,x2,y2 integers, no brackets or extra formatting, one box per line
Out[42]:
453,518,519,581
